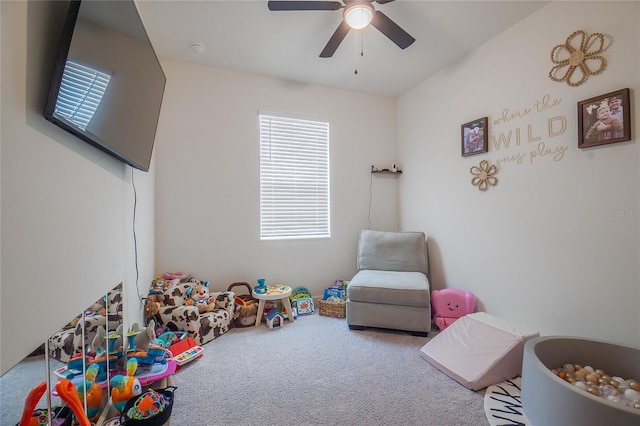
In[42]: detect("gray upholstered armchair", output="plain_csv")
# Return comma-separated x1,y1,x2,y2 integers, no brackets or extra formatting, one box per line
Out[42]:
347,230,431,335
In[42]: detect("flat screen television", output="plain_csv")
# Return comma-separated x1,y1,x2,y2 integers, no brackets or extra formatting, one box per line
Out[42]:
44,0,166,172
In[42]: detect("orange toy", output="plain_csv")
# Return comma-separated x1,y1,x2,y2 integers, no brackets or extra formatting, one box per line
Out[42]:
18,382,47,426
56,379,91,426
110,375,142,414
109,358,142,414
78,364,103,421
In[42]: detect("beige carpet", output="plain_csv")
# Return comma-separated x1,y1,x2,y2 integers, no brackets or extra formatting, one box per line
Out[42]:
1,313,489,425
169,313,486,425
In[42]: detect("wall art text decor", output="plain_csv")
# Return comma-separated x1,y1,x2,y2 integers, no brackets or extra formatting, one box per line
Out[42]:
461,117,488,157
578,88,631,148
491,93,569,166
470,160,498,191
549,30,607,87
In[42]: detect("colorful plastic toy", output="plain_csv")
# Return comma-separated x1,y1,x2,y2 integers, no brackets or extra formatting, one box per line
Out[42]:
431,288,476,331
254,278,267,294
76,364,103,421
56,379,91,426
109,358,143,414
266,309,285,328
125,389,168,420
19,382,47,426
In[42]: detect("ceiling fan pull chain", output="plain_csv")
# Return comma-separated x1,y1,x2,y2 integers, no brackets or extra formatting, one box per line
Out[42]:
354,31,365,74
354,30,358,74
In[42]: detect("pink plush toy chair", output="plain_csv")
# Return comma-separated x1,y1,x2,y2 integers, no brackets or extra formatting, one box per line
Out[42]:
431,289,476,331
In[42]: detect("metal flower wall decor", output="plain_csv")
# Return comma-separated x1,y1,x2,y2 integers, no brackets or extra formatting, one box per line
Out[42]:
470,160,498,191
549,30,607,87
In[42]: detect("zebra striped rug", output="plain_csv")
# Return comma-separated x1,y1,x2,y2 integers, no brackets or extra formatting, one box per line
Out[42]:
484,377,532,426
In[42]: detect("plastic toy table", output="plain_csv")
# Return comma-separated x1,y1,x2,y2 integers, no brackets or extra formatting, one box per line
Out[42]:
252,285,294,327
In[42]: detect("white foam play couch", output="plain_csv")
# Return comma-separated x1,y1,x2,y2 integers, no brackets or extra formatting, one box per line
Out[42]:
420,312,538,390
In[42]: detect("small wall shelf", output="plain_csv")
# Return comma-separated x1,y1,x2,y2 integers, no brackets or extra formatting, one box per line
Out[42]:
371,165,402,175
372,170,402,175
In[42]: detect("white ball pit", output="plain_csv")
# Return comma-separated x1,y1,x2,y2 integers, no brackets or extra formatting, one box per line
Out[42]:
522,336,640,426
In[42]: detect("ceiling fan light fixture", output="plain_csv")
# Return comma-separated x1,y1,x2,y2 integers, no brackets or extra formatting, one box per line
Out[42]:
344,4,374,30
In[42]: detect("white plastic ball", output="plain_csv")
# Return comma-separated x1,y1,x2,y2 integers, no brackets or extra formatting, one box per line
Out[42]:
601,385,617,397
623,388,639,402
573,381,587,390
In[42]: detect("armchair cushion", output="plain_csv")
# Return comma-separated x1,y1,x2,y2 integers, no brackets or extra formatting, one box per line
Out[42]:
357,230,427,273
348,270,430,307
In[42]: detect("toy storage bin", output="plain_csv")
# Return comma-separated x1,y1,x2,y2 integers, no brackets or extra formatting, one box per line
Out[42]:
318,299,346,318
227,281,257,328
119,386,176,425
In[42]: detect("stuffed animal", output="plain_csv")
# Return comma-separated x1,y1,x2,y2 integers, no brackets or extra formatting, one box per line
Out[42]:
91,326,107,357
150,277,180,295
186,281,216,313
431,289,476,331
107,324,127,371
131,320,158,352
149,279,165,295
86,297,107,316
144,294,165,319
233,297,258,327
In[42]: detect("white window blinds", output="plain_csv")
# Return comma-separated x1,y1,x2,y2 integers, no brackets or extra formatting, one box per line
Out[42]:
54,60,111,130
259,113,330,240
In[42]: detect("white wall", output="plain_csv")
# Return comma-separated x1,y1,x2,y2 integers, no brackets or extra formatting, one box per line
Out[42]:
398,1,640,347
154,60,398,296
0,0,3,374
0,1,155,375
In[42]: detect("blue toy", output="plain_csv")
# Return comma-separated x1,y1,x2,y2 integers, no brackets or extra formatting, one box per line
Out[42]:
266,310,285,328
254,278,267,294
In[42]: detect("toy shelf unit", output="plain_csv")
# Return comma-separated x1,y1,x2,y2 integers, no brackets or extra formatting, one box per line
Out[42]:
371,165,402,175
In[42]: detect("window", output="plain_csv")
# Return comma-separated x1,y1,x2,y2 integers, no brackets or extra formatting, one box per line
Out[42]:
54,60,111,130
259,113,330,240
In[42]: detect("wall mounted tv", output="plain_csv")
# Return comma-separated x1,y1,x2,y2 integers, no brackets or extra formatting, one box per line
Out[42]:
44,0,166,172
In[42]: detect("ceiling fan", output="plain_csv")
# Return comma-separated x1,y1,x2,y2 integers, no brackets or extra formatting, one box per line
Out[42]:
267,0,415,58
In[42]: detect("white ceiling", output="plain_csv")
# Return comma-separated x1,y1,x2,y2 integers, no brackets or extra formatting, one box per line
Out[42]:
136,0,549,97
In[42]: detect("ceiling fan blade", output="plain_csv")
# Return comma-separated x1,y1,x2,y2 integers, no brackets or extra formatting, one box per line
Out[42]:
268,1,343,11
371,10,415,49
374,0,396,4
319,20,351,58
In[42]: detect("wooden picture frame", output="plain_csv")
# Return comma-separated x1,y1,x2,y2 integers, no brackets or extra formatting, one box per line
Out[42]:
578,88,631,148
461,117,488,157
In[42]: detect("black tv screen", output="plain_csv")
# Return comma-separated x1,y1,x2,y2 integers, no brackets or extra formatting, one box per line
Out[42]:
44,0,166,172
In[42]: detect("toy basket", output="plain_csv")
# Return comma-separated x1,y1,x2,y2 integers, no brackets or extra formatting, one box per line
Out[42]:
227,281,258,328
318,299,346,318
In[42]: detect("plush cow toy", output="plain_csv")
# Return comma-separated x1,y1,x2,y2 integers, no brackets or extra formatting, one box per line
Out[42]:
431,289,476,331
